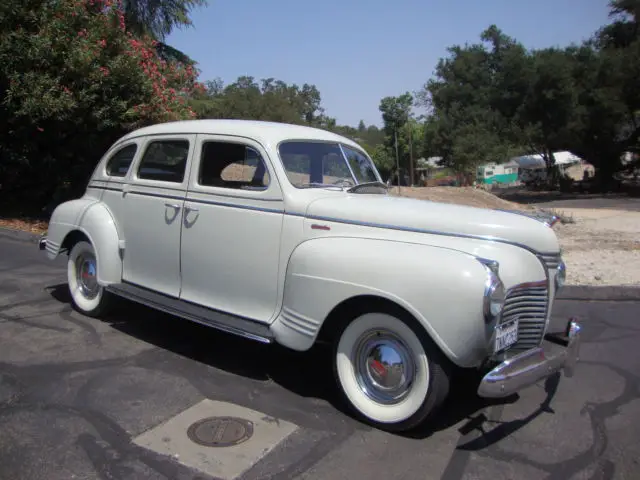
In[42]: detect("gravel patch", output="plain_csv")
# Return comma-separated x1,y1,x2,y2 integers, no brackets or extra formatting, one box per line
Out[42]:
553,208,640,286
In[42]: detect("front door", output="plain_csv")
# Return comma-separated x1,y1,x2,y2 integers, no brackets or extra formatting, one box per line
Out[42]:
179,134,284,322
120,135,195,297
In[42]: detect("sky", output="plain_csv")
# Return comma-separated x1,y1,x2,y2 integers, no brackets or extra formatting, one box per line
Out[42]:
166,0,613,127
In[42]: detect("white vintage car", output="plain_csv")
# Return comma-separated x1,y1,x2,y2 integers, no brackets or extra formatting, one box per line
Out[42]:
39,119,581,432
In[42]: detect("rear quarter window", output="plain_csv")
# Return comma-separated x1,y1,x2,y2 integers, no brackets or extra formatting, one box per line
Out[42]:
105,144,138,177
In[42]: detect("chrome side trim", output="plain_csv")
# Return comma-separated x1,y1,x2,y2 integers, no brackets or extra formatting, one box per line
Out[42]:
128,190,185,201
83,186,562,259
88,185,285,214
278,306,320,338
106,282,274,344
299,213,560,258
185,197,284,214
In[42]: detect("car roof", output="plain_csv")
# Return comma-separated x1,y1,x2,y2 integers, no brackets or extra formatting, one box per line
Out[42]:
117,119,364,150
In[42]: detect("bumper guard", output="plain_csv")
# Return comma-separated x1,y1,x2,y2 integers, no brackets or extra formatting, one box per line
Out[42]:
478,318,582,398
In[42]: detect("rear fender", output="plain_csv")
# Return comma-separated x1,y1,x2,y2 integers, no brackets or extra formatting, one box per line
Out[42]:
48,201,122,285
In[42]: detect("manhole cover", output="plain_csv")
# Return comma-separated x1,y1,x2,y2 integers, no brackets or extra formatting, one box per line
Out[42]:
186,416,254,447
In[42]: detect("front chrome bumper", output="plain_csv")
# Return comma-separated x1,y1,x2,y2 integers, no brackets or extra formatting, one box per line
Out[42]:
478,318,582,398
38,234,47,251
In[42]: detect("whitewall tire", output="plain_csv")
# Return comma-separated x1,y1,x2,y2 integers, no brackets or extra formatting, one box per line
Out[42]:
67,240,112,317
333,312,450,431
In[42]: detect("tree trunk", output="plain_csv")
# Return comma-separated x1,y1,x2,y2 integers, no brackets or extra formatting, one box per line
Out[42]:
594,150,622,192
547,150,558,189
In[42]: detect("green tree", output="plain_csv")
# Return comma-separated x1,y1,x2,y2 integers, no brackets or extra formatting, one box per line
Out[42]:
122,0,207,41
190,75,329,126
419,28,526,182
0,0,202,210
370,144,395,180
379,93,414,183
120,0,207,65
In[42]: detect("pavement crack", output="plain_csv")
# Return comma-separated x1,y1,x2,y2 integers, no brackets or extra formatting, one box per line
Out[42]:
0,311,72,333
60,310,103,346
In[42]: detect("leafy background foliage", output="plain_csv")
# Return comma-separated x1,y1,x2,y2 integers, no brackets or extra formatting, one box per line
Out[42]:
0,0,638,215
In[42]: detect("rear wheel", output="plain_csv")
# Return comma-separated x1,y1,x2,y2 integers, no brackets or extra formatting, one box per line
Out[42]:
333,311,450,431
67,240,112,317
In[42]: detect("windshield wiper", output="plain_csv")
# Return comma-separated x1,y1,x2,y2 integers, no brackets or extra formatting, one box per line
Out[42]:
299,182,344,190
346,181,389,192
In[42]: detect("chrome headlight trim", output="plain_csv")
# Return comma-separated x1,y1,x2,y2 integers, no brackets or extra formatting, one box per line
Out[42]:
477,258,506,324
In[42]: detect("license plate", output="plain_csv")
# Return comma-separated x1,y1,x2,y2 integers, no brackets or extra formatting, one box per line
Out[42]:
495,319,519,352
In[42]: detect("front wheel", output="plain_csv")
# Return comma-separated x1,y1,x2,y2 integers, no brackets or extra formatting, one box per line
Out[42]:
67,240,112,317
333,312,450,432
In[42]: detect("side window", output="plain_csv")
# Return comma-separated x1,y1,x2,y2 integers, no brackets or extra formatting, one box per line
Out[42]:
105,144,137,177
198,141,270,190
137,139,190,183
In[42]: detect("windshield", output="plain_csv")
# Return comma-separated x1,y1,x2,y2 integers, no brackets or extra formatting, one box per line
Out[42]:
278,140,380,188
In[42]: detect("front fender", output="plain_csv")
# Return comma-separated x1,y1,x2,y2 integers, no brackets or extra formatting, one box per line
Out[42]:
270,237,490,367
47,200,122,285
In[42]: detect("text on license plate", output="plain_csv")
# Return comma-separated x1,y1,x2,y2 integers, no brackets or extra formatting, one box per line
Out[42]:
495,319,519,352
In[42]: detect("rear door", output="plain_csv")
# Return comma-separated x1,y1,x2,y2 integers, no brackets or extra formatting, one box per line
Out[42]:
119,134,195,297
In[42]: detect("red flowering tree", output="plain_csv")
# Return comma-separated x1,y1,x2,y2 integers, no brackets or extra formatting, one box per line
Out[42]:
0,0,206,210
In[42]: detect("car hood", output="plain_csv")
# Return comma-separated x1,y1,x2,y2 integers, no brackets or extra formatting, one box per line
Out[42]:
305,194,560,254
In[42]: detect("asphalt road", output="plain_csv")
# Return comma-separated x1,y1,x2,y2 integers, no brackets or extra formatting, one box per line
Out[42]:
533,196,640,211
496,190,640,211
1,232,639,480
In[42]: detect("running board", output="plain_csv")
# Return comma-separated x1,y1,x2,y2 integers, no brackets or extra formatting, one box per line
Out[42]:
106,282,274,344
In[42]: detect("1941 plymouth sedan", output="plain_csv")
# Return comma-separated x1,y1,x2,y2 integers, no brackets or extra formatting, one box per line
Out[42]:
39,119,581,432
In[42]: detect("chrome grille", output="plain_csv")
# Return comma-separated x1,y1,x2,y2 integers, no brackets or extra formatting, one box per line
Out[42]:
541,253,561,270
501,282,549,352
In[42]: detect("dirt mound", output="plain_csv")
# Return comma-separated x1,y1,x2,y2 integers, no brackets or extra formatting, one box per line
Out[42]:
390,186,531,211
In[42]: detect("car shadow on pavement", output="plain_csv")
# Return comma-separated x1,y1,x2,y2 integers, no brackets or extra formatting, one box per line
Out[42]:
48,283,534,440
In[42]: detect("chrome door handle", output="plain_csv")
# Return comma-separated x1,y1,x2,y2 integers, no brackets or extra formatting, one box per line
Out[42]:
165,202,181,209
185,205,199,213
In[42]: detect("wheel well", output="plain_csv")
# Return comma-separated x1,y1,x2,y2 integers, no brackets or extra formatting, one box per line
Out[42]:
317,295,417,344
60,230,90,254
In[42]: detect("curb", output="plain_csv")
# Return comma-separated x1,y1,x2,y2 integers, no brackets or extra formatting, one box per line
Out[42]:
2,227,640,301
556,285,640,302
0,227,41,244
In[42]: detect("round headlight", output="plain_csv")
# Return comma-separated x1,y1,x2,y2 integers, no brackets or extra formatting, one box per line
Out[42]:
556,260,566,290
484,272,505,322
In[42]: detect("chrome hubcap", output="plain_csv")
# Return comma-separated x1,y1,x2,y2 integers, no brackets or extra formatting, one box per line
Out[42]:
353,329,416,405
76,254,99,299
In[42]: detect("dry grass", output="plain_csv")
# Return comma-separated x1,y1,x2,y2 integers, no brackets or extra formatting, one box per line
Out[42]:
0,217,48,235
